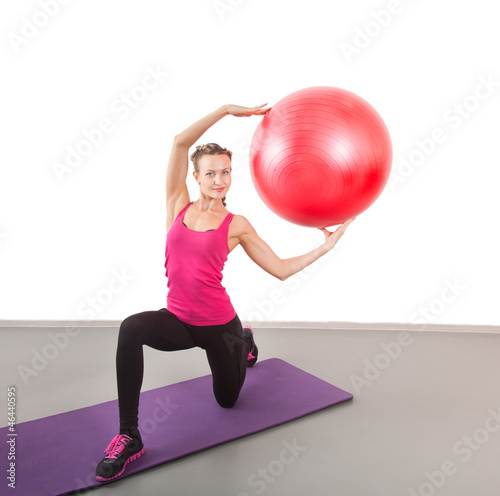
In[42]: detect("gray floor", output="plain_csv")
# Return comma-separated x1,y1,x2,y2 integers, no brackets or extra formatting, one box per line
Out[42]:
1,325,500,496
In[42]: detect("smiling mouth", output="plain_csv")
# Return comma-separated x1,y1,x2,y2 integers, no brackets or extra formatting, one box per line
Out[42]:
214,188,225,191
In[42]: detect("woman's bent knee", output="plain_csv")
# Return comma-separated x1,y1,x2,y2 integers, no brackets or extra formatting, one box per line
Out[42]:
215,390,239,409
118,315,143,345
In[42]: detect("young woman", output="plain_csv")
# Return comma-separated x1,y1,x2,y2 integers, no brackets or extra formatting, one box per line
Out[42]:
95,103,355,482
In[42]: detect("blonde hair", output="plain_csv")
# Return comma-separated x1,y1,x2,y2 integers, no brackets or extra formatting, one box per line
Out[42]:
190,143,233,207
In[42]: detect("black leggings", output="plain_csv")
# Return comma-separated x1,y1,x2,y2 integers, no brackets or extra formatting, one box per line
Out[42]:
116,308,249,431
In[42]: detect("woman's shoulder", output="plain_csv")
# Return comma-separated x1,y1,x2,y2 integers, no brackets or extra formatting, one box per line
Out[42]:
229,213,255,236
230,213,249,224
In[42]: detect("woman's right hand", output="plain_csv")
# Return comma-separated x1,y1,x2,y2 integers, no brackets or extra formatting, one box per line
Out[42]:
226,103,271,117
318,218,356,253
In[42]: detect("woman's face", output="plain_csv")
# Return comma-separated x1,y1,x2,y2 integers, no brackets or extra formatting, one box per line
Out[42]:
195,154,232,201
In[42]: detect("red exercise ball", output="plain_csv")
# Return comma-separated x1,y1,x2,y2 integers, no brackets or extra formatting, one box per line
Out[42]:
250,86,392,227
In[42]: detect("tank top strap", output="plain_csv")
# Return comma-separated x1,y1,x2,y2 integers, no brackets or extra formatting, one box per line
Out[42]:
219,212,234,233
174,202,193,224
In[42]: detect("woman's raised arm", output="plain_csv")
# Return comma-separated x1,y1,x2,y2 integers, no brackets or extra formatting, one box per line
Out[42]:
166,103,269,230
166,106,228,222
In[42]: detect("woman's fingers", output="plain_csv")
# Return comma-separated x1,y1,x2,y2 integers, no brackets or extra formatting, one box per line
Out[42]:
227,103,271,117
318,218,355,232
337,218,356,234
318,218,356,244
251,104,271,115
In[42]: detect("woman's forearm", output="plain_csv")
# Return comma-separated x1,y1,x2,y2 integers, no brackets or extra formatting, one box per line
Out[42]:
280,243,330,281
175,105,229,147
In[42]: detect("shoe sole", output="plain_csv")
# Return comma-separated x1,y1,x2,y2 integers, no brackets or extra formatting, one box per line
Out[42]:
95,445,145,482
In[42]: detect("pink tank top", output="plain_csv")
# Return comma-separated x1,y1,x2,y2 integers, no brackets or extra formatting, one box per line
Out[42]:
164,202,236,326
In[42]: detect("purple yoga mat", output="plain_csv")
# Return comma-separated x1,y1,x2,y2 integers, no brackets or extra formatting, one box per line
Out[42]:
1,358,352,495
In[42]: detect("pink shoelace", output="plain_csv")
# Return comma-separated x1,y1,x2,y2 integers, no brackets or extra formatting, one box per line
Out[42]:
247,351,256,360
104,434,132,459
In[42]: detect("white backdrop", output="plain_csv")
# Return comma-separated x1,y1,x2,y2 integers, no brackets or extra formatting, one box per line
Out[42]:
1,0,499,325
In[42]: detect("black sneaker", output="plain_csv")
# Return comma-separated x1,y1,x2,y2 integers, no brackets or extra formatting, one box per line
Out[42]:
243,325,258,367
95,432,145,482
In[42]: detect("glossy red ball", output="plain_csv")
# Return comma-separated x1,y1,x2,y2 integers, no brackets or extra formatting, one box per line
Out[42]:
250,86,392,227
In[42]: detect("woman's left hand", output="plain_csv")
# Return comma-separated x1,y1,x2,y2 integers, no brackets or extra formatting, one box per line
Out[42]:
318,218,356,252
226,103,271,117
